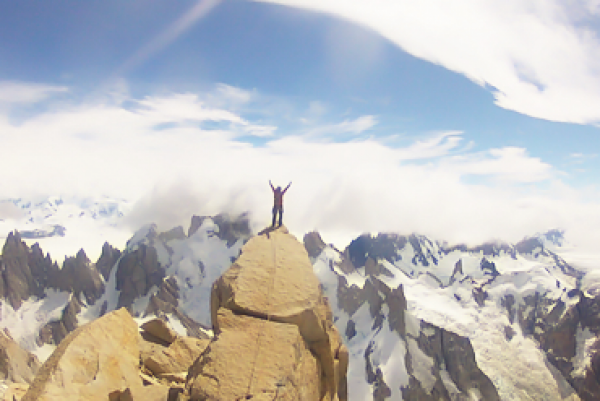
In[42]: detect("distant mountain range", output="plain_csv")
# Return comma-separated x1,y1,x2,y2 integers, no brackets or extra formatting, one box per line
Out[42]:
0,198,598,400
0,196,132,261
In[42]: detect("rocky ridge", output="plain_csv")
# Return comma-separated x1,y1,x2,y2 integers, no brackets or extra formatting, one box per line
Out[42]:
0,212,597,400
0,329,40,395
309,232,500,400
11,226,350,401
0,232,103,310
309,230,597,400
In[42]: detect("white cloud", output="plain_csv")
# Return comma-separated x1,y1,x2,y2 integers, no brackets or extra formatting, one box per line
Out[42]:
255,0,600,124
583,0,600,14
568,152,597,164
395,132,464,160
1,84,599,256
0,81,68,105
214,84,253,105
0,89,272,199
242,124,277,137
443,146,554,182
0,202,24,220
304,114,377,137
137,93,245,124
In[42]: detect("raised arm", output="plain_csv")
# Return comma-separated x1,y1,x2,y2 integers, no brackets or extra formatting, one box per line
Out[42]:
269,180,275,191
283,181,292,194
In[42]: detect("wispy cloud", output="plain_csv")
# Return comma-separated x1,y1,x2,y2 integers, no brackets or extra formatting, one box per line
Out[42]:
0,202,24,220
0,81,68,105
567,152,597,165
255,0,600,124
443,147,554,183
587,0,600,14
304,115,377,137
242,124,277,137
112,0,221,77
137,94,245,125
214,84,253,105
395,132,463,160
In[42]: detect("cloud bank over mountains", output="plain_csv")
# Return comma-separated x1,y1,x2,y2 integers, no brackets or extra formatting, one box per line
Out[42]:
256,0,600,124
0,80,599,252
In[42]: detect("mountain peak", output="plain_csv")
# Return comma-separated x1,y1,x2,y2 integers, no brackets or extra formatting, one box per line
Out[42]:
188,228,348,400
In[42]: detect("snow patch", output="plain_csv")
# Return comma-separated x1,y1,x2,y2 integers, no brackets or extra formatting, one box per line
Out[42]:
0,289,70,354
407,338,436,394
167,315,189,338
405,313,421,338
573,324,595,377
440,369,461,396
581,270,600,297
32,343,56,362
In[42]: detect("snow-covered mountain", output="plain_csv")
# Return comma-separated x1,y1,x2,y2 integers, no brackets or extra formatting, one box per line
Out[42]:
309,232,593,400
0,212,599,400
0,196,133,261
0,213,252,361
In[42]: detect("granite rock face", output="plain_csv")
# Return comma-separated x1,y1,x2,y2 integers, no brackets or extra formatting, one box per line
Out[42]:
22,308,142,401
309,232,503,400
57,249,104,305
0,232,59,309
36,295,82,347
0,232,105,310
96,242,122,281
186,227,348,401
0,330,40,386
116,244,165,309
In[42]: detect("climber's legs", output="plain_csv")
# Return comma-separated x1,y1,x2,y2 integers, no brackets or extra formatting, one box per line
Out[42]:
272,206,283,227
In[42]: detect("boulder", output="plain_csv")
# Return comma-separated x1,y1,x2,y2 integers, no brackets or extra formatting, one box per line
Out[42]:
156,372,187,383
141,319,179,345
2,383,28,401
186,308,321,401
144,336,209,376
189,227,347,400
108,385,170,401
0,330,40,384
211,227,329,344
140,337,167,370
22,308,142,401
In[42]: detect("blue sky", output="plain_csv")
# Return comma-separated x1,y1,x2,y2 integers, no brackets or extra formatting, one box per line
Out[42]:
1,0,600,247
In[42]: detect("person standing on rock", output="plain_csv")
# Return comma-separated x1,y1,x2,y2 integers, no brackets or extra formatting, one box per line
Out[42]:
270,180,291,227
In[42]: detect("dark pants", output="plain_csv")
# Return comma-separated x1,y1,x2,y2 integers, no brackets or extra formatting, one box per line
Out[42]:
272,206,283,227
